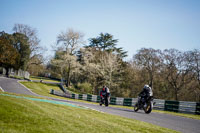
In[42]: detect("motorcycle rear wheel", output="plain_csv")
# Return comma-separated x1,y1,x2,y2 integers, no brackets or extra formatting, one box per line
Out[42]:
105,98,109,106
144,103,152,114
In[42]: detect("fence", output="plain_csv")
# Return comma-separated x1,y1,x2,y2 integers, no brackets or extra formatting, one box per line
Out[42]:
50,89,200,115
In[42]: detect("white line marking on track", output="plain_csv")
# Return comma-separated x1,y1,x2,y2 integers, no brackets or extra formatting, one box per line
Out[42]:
0,86,5,92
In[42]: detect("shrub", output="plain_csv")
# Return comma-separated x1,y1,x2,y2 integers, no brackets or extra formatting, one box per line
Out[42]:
77,82,93,94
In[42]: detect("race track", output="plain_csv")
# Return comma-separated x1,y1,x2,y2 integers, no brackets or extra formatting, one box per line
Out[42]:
0,77,200,133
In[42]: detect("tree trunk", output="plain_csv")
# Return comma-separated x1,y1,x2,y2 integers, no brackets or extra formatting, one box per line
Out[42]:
5,67,9,77
66,65,71,87
149,79,153,89
109,71,112,88
175,88,178,101
149,72,153,89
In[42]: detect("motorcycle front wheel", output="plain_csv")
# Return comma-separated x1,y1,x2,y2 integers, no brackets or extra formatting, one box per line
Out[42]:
134,103,139,112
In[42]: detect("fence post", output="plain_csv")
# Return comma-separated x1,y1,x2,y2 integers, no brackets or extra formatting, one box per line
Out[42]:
196,103,200,115
164,100,179,112
96,96,101,103
72,94,75,99
110,97,116,105
123,98,132,106
87,94,92,101
79,94,83,100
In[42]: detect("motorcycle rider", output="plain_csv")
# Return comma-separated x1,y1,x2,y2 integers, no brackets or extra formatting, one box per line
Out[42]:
139,85,153,105
100,86,110,105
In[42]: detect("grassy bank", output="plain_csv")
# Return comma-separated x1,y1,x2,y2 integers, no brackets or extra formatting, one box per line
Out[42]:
20,81,200,120
0,92,177,133
21,81,61,97
30,76,60,83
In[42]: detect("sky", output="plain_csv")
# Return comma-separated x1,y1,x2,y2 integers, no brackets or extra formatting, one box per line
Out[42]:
1,0,200,60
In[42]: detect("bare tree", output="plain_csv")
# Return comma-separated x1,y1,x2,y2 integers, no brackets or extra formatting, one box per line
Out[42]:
57,28,84,55
134,48,162,89
186,49,200,101
163,49,192,100
13,24,42,57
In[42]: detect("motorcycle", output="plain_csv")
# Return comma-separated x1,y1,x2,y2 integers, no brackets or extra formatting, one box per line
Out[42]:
134,95,155,114
99,95,110,107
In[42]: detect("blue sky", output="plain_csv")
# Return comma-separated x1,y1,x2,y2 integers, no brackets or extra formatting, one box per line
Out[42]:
1,0,200,60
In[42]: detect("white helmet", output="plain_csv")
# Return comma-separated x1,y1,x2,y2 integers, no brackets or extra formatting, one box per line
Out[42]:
144,85,149,89
143,85,150,91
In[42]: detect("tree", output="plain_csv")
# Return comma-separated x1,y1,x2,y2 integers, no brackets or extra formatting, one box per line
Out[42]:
88,33,127,58
98,51,120,88
162,49,192,101
57,28,84,55
0,31,30,74
77,47,100,93
51,51,80,86
77,33,128,94
12,32,31,70
13,24,41,56
53,28,84,86
0,32,20,76
186,49,200,101
78,46,125,95
13,24,43,71
89,33,117,51
134,48,162,89
27,55,45,75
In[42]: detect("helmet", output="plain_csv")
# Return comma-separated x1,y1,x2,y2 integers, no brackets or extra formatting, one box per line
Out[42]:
143,85,149,90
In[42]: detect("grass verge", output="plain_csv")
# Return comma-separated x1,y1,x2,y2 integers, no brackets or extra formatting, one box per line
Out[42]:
0,92,178,133
20,81,200,120
20,81,61,97
153,110,200,120
20,81,94,103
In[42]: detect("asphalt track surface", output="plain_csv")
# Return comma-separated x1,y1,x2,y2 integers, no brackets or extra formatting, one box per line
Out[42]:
0,77,200,133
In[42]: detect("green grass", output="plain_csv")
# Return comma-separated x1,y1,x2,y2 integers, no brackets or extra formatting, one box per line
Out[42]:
0,92,178,133
30,76,60,83
21,81,61,97
9,75,25,80
20,81,200,120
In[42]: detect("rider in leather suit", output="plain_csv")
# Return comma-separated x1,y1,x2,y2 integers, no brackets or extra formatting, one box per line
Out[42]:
100,86,110,103
139,85,153,104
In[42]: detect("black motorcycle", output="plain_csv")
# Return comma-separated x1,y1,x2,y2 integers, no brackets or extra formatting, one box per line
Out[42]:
99,95,109,107
134,95,155,114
